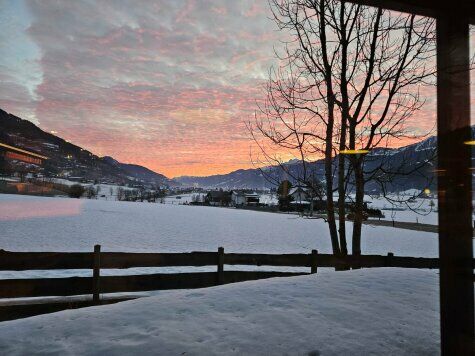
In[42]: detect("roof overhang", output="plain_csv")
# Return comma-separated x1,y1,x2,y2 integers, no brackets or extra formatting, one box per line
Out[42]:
345,0,475,24
0,142,48,161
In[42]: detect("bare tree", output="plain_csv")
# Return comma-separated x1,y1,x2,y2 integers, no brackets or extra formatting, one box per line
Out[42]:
249,0,435,255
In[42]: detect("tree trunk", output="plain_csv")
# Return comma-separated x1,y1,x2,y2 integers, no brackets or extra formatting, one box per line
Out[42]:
326,166,340,256
352,158,364,256
325,107,341,256
337,154,348,255
337,0,349,256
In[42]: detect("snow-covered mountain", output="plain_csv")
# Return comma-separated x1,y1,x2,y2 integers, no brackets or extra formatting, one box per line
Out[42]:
175,135,442,193
2,107,462,193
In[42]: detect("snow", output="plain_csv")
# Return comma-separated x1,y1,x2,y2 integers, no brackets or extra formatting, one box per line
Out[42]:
0,194,438,258
365,194,439,225
163,193,206,204
0,192,440,281
0,193,447,354
0,269,440,355
50,178,135,200
259,192,278,206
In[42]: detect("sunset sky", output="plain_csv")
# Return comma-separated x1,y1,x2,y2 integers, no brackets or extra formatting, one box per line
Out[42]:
0,0,452,178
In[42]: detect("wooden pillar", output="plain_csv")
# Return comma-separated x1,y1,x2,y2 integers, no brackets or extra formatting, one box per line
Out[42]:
217,247,224,285
386,252,393,267
311,250,318,274
436,10,474,355
93,244,101,304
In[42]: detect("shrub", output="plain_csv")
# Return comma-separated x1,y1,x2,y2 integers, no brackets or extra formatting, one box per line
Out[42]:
366,207,384,218
278,195,294,211
68,184,85,198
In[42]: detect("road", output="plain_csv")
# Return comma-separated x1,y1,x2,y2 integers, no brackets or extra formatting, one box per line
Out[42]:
364,219,438,234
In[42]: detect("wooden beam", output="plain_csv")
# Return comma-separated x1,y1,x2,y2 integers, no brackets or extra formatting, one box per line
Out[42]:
311,250,318,274
436,10,474,355
217,247,224,285
0,296,139,322
345,1,475,24
0,250,444,271
92,244,101,304
0,271,307,298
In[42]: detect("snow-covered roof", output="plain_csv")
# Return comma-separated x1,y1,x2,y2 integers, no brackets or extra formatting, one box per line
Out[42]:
289,186,308,195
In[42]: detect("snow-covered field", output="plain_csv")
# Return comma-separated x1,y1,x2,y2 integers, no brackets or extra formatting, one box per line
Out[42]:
0,194,438,257
366,193,439,225
163,193,206,204
0,193,445,354
0,192,442,277
0,193,439,280
0,269,440,355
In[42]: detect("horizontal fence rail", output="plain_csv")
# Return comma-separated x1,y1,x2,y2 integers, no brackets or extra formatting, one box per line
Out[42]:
0,249,443,271
0,246,463,321
0,271,305,299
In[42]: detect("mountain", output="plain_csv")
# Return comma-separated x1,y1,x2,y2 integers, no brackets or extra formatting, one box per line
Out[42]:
176,168,272,189
175,135,440,193
0,108,173,186
101,156,170,184
0,107,455,193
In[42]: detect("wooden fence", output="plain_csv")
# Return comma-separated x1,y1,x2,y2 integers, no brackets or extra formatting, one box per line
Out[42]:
0,246,443,321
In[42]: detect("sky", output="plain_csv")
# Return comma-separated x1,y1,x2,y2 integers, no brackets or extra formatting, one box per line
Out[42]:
0,0,467,178
0,0,283,177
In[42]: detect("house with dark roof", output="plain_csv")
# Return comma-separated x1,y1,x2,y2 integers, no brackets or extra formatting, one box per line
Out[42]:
205,191,232,206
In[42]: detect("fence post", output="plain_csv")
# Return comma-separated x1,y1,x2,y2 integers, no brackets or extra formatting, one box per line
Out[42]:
387,252,394,267
217,247,224,285
93,244,101,304
311,250,318,274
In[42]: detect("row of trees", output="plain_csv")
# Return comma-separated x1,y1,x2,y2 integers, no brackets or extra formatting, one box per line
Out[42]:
68,185,166,202
116,187,166,202
250,0,436,256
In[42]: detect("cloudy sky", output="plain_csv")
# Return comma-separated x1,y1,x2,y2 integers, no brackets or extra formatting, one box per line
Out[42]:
0,0,283,177
0,0,452,178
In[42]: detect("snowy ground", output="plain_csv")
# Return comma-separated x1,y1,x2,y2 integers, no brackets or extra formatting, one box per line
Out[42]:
0,193,447,354
0,269,440,355
0,192,441,279
366,193,439,225
0,194,438,256
50,178,136,200
0,193,439,281
163,193,206,204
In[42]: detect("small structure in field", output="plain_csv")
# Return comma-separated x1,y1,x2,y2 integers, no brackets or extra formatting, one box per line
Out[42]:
231,191,260,206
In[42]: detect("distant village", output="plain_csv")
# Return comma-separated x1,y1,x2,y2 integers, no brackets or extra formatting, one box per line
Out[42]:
0,137,392,219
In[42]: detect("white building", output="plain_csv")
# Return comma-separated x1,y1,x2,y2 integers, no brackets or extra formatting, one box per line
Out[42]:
231,191,260,206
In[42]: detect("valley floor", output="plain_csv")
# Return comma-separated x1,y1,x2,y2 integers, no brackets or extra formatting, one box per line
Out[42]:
0,194,438,256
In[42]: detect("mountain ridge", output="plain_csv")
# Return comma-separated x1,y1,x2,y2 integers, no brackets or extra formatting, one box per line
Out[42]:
175,136,441,192
0,108,452,193
0,108,173,186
